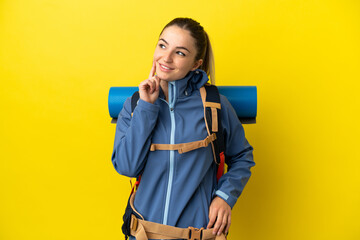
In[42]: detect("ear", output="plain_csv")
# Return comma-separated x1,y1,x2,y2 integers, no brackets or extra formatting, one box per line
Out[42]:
191,59,203,71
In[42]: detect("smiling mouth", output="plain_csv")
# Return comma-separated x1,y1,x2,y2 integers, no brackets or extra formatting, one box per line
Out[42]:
159,63,175,71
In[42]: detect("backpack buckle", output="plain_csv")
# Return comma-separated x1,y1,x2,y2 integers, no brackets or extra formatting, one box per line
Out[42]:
188,227,203,240
130,215,138,231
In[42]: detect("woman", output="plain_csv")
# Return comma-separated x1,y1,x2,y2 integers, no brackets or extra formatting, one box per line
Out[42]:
112,18,255,239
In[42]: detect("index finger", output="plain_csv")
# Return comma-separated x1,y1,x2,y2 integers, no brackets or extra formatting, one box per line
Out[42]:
149,60,156,78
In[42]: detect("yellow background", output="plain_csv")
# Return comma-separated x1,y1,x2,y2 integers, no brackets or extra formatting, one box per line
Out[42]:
1,0,359,239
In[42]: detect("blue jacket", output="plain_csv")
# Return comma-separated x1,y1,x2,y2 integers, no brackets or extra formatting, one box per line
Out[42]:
112,69,255,230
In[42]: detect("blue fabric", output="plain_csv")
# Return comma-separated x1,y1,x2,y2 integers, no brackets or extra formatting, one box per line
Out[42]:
111,69,255,231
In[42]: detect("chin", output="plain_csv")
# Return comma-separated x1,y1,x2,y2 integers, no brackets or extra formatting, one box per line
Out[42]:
157,73,174,81
157,72,188,82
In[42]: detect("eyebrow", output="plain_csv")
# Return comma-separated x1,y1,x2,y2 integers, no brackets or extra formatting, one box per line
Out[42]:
159,38,191,53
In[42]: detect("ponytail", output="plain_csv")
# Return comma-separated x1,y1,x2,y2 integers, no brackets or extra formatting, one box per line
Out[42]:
201,31,215,84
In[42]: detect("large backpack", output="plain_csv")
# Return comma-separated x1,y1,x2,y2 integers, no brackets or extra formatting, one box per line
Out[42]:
122,84,226,239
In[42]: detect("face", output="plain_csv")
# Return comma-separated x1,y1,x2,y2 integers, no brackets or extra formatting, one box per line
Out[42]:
153,25,203,81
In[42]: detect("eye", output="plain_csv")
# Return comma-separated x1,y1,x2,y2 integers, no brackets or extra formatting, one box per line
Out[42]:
159,43,166,49
177,51,186,57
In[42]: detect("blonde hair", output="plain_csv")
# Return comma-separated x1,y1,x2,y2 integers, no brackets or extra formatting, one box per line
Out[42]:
203,31,215,84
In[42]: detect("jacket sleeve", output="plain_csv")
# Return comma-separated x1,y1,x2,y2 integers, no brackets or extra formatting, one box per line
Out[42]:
111,97,160,177
215,95,255,209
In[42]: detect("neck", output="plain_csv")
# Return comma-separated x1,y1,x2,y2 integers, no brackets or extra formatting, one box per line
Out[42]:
160,80,169,102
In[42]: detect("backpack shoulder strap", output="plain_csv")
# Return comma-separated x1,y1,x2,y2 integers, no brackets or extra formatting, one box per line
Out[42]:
130,91,140,117
200,84,226,181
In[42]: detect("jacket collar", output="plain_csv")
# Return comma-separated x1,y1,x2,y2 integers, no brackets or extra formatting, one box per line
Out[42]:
159,69,209,100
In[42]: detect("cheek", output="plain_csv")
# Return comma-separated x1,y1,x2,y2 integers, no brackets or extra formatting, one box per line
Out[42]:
180,60,196,71
153,49,161,61
153,55,158,62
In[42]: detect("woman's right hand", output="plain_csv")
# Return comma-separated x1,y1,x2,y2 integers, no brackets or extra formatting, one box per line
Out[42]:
139,61,161,104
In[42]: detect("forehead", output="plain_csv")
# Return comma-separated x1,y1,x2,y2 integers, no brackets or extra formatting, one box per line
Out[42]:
159,26,197,50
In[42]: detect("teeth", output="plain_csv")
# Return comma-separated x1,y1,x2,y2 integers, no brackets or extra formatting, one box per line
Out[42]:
161,64,170,70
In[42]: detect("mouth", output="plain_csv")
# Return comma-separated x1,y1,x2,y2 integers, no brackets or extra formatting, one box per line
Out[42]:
158,63,175,72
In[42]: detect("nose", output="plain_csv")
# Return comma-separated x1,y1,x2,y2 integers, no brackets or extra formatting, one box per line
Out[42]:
163,51,173,63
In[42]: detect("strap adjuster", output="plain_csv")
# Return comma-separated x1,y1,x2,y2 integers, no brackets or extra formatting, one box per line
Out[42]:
130,215,138,232
188,227,203,240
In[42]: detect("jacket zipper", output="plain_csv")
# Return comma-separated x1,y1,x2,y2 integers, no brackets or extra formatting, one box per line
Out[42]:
162,81,176,225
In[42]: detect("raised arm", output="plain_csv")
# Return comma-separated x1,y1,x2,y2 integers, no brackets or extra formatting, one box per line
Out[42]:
111,62,161,177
